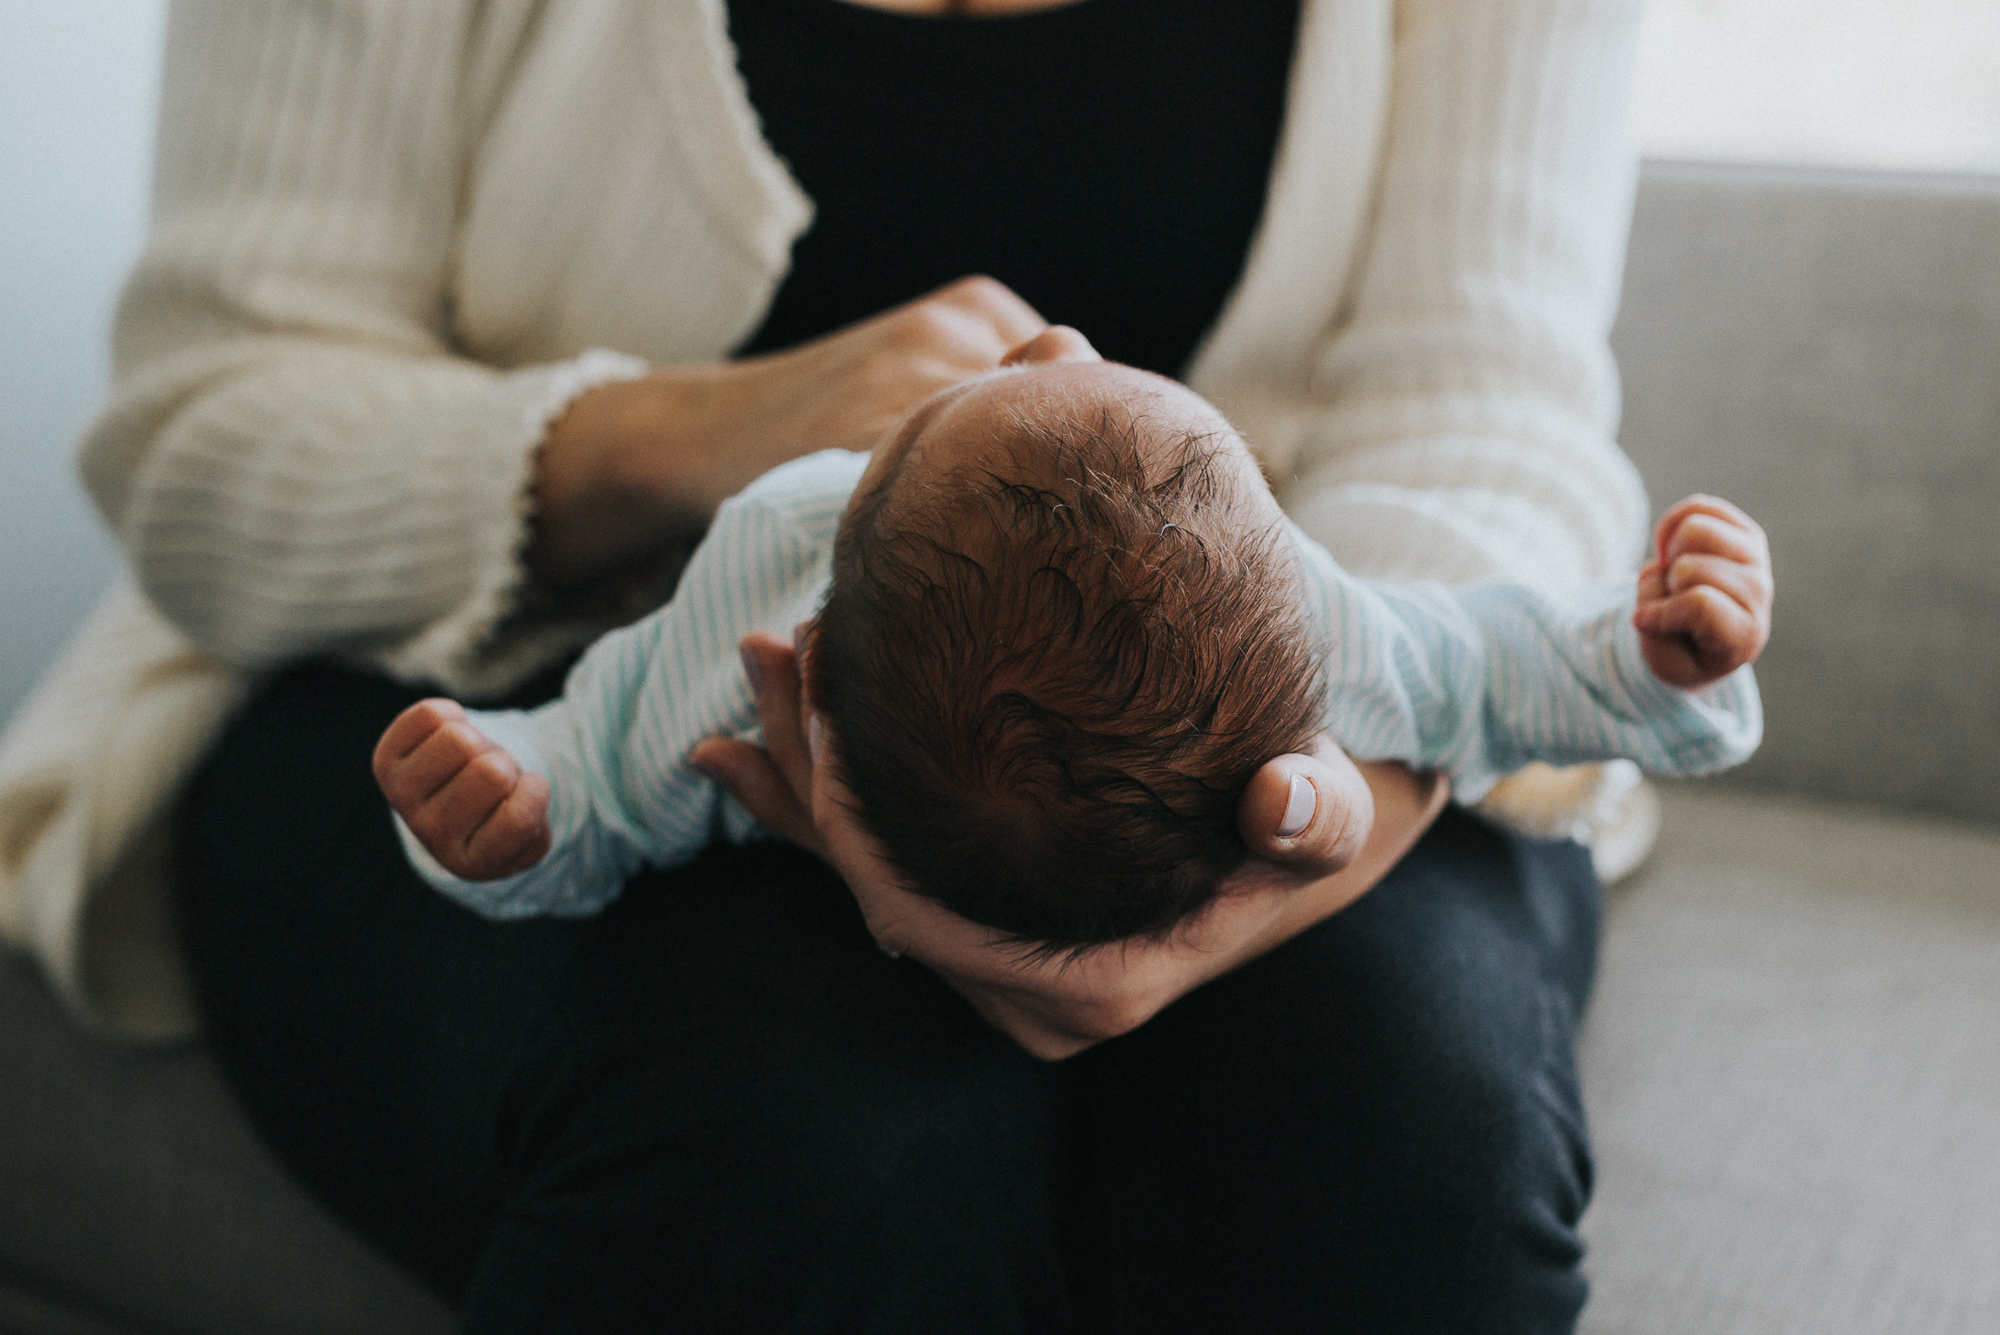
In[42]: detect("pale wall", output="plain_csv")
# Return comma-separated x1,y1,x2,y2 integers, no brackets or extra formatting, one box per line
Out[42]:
0,0,167,725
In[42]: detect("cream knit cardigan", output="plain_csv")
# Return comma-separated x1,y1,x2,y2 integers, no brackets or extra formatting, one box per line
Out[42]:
0,0,1648,1038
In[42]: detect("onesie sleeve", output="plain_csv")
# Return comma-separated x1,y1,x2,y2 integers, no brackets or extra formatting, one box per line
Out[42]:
403,452,863,918
1288,523,1762,802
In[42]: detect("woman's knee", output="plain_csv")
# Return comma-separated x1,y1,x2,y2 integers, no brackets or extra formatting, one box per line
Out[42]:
1354,976,1594,1328
1063,819,1599,1332
472,1039,1070,1333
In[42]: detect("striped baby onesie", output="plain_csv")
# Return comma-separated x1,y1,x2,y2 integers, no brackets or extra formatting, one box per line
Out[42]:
399,450,1760,918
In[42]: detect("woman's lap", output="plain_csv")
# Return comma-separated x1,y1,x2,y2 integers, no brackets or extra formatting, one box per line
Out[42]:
180,662,1598,1334
1064,806,1597,1333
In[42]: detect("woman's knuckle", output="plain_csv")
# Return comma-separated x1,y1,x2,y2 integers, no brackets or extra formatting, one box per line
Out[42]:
897,302,959,345
946,273,1005,305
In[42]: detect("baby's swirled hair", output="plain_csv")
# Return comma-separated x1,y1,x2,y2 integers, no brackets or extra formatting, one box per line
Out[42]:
815,405,1326,952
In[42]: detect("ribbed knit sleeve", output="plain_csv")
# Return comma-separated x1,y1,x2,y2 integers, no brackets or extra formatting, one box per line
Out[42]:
1280,0,1650,589
78,0,649,696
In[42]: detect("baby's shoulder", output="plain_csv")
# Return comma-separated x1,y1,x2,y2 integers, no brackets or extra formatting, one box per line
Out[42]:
696,449,868,575
727,449,871,526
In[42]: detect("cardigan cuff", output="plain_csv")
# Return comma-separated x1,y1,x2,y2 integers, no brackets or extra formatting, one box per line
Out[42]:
371,349,652,698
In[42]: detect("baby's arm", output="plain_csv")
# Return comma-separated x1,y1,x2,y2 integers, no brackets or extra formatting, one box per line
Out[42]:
1632,495,1772,689
370,616,731,918
1289,493,1771,796
372,662,688,918
372,451,867,918
373,699,552,882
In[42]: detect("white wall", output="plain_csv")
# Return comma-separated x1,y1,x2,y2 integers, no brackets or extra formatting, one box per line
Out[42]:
1635,0,2000,174
0,0,168,725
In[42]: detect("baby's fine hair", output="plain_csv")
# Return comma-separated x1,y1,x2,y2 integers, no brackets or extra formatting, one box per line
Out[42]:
815,405,1327,951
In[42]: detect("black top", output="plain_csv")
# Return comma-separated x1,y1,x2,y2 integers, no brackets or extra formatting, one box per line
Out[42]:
729,0,1302,378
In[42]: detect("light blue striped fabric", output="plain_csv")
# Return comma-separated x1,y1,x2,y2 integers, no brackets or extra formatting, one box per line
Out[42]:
399,451,1761,918
1285,523,1761,800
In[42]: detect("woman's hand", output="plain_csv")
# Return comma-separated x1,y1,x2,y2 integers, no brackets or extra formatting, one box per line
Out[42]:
529,277,1048,586
690,631,1448,1061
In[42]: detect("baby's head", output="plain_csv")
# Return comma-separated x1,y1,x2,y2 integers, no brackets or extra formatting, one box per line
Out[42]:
813,335,1326,950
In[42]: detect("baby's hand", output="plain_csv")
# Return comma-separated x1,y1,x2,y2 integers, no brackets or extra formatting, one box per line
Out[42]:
372,699,552,881
1633,494,1773,690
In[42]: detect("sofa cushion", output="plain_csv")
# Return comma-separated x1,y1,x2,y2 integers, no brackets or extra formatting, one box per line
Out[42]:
1581,785,2000,1334
0,947,451,1335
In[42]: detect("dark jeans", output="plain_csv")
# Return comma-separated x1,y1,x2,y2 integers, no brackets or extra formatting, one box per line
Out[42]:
179,662,1599,1334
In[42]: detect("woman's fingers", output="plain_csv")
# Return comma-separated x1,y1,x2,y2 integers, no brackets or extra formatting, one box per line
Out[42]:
922,274,1049,351
686,628,828,855
776,627,821,790
1000,325,1098,368
738,631,814,790
928,971,1099,1062
532,279,1054,586
689,736,822,853
870,277,1048,385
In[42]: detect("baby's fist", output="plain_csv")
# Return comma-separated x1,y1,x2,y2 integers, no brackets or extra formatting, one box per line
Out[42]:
1633,495,1773,690
372,699,552,881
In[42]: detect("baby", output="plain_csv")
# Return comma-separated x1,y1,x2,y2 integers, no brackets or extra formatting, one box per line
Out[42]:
375,352,1768,949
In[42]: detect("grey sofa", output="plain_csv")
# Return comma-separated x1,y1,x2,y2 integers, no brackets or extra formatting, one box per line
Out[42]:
1578,161,2000,1334
3,161,1996,1334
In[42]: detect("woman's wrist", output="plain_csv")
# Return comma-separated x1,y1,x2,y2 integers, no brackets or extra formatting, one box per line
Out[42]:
527,371,714,588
